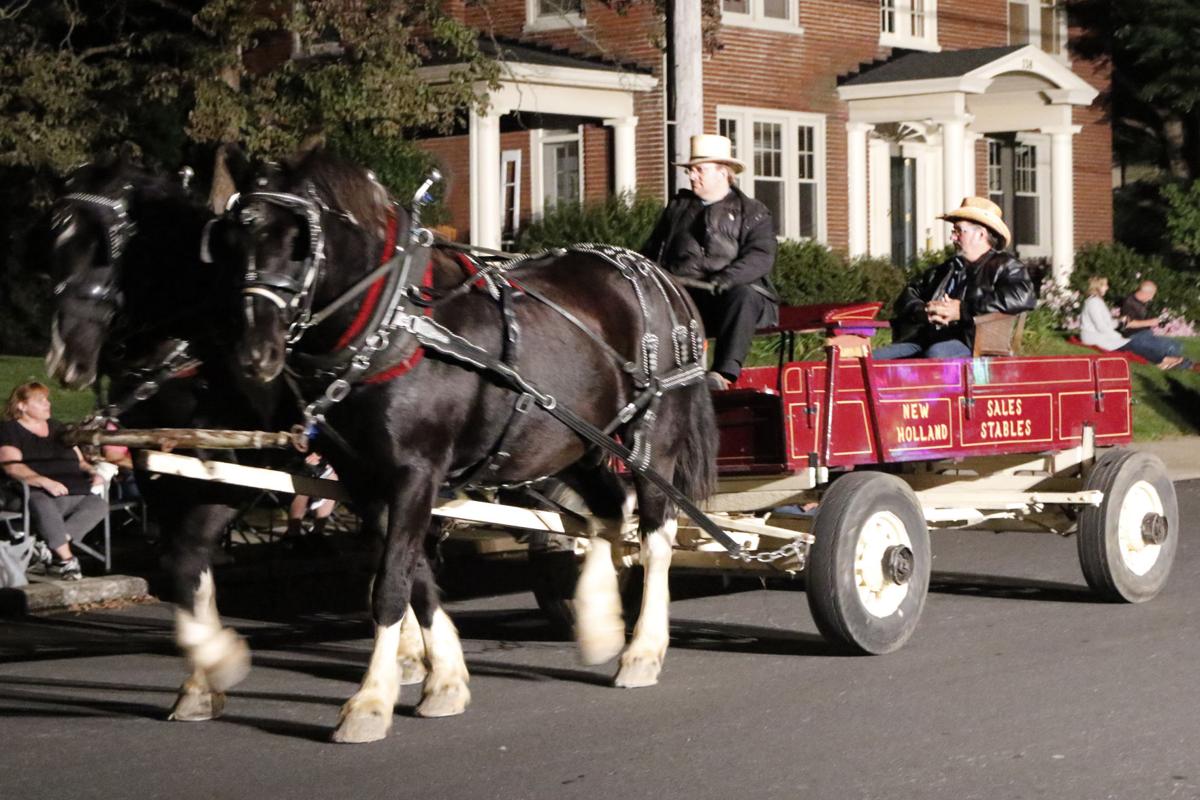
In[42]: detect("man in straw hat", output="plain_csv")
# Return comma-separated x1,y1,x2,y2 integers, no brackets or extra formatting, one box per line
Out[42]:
643,134,779,390
874,196,1036,359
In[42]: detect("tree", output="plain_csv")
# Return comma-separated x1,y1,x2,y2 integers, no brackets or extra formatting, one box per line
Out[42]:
0,0,498,354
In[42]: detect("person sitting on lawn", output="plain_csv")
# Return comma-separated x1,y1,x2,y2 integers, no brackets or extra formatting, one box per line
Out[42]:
1080,276,1194,370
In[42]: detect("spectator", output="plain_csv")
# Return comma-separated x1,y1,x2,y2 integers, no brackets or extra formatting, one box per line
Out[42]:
0,382,108,580
642,134,779,390
875,197,1036,359
1080,276,1194,370
282,452,338,553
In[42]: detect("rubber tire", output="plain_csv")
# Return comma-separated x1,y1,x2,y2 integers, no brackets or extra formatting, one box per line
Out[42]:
1077,449,1177,603
528,545,641,639
806,471,931,655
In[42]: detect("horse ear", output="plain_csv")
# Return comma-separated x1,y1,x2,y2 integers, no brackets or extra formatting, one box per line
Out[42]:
285,131,326,168
116,141,141,169
209,144,250,214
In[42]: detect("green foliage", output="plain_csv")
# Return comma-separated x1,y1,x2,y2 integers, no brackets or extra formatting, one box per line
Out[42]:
514,193,665,252
1162,180,1200,259
326,128,448,224
772,240,859,305
1069,241,1199,324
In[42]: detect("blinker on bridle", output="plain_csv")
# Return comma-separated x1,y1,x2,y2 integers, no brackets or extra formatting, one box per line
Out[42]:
53,188,136,313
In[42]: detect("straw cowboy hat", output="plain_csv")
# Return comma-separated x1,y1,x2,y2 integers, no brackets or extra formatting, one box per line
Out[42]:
939,196,1011,249
674,134,745,174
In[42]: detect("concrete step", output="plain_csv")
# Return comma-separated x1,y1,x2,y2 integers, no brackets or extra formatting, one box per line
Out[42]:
0,574,150,615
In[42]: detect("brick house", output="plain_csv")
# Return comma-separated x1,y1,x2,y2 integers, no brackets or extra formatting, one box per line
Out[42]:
418,0,1109,281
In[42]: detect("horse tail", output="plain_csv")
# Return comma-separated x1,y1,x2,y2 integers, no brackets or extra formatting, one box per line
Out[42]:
672,383,718,503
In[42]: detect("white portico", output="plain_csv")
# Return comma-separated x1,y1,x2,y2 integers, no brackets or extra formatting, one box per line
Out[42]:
837,45,1098,282
422,42,658,249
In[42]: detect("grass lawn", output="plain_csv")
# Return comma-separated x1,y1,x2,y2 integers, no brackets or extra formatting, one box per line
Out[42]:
4,334,1200,439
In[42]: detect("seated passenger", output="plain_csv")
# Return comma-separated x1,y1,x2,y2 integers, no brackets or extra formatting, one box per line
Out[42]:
875,197,1036,360
1080,276,1195,370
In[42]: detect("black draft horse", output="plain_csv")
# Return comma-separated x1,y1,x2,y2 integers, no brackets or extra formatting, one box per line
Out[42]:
45,154,287,721
231,148,717,743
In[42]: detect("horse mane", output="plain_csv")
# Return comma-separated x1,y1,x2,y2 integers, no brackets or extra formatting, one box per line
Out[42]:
290,148,390,240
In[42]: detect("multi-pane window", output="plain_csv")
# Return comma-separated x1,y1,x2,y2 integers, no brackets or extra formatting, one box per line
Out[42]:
500,150,522,246
1009,0,1064,55
718,107,826,241
1014,144,1039,246
987,139,1004,207
722,0,796,30
879,0,937,49
797,124,818,239
542,130,581,210
526,0,583,31
754,122,784,236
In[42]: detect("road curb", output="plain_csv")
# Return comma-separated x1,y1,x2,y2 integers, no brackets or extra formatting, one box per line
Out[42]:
0,574,151,616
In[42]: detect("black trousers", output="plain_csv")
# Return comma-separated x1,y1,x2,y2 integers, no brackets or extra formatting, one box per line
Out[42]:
688,285,773,381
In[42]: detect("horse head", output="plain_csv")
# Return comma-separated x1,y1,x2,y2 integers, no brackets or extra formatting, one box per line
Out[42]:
46,154,152,389
230,148,391,383
47,152,241,391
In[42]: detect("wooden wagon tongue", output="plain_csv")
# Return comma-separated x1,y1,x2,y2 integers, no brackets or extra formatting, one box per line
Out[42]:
62,425,304,451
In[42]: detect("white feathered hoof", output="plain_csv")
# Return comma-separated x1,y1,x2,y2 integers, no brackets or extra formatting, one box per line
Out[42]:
613,651,663,689
576,622,625,666
398,657,427,686
415,682,470,718
331,696,393,744
203,632,251,693
168,680,226,722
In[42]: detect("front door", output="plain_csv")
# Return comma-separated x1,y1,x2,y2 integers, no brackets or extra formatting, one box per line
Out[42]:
890,155,917,266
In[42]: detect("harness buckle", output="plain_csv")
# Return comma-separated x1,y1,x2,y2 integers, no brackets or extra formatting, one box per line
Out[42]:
325,379,352,403
515,393,534,414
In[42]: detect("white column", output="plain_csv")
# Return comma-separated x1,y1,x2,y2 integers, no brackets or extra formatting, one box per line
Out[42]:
469,106,502,249
604,117,639,198
846,122,873,257
964,131,982,197
673,0,704,167
939,117,967,217
868,137,891,258
1044,124,1082,285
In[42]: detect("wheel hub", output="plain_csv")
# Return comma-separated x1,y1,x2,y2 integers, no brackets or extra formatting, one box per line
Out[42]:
882,545,914,585
1141,512,1168,546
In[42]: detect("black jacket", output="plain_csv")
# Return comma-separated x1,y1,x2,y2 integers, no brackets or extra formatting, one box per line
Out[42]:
892,249,1037,348
642,186,778,298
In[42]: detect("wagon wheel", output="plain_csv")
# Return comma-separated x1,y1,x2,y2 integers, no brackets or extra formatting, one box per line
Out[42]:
527,536,641,639
1077,449,1177,603
806,471,930,655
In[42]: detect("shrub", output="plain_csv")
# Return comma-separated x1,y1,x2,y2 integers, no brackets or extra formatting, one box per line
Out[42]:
772,239,858,305
851,255,908,306
515,193,664,252
326,130,450,225
1163,180,1200,260
1070,242,1198,324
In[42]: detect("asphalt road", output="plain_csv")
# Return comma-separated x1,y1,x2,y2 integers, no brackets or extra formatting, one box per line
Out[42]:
3,481,1200,800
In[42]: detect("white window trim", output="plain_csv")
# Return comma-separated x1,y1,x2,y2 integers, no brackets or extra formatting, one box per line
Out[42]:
534,125,585,215
879,0,940,52
525,0,586,33
500,149,522,245
717,105,827,243
1007,0,1068,62
721,0,803,35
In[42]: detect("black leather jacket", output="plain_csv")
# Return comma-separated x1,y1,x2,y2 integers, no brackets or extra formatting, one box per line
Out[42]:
642,186,778,298
892,249,1037,348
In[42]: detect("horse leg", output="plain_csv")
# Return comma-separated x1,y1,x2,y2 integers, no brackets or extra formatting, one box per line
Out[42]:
615,483,676,688
333,477,447,743
168,504,248,721
396,604,428,685
410,553,470,718
562,466,630,665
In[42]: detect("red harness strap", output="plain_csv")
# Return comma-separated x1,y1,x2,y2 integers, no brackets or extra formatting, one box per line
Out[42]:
364,258,435,384
333,211,400,351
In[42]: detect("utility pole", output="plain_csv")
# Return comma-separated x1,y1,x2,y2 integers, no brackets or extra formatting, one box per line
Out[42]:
667,0,704,196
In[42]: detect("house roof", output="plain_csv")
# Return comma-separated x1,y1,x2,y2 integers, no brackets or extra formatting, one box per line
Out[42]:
428,35,652,76
840,45,1025,87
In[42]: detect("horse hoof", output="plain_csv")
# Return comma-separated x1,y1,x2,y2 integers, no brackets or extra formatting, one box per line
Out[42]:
415,684,470,718
168,689,226,721
398,658,427,686
332,698,393,744
613,654,662,688
204,634,251,693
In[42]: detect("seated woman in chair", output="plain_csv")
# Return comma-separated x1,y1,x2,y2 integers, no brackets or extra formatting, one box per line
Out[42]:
1079,276,1195,371
0,382,108,581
